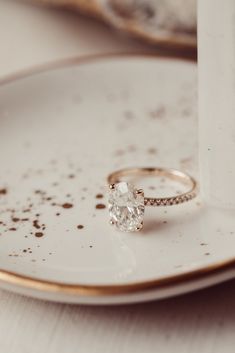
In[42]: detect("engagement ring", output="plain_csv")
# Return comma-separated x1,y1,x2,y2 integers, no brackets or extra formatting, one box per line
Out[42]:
107,167,198,232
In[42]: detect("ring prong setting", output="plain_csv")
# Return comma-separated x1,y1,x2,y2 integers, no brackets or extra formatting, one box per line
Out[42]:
136,221,144,231
136,189,144,196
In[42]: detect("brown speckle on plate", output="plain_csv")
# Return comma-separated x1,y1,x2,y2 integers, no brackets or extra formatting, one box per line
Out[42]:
96,204,106,209
62,203,73,209
35,232,44,238
77,225,84,229
147,147,158,155
0,188,7,195
96,193,104,199
33,219,41,229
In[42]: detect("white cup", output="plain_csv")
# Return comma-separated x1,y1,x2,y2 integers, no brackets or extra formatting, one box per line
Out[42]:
198,0,235,208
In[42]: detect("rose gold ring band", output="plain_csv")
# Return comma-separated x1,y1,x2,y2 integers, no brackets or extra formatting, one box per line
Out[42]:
107,167,198,206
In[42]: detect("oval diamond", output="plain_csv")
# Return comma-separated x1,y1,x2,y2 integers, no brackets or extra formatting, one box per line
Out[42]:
108,182,145,232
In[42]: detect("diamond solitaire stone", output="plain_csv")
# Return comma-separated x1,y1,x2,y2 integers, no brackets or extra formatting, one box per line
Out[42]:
108,182,145,232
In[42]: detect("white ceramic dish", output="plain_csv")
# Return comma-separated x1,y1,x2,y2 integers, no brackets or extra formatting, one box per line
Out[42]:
0,54,235,305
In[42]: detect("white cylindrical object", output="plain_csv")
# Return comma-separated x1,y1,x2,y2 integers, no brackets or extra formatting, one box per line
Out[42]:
198,0,235,208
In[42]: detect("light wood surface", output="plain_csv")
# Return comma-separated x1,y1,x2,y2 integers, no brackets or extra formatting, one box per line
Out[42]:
0,1,234,352
0,281,235,353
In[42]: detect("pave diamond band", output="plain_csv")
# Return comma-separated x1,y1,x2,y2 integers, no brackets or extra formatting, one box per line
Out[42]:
107,167,198,232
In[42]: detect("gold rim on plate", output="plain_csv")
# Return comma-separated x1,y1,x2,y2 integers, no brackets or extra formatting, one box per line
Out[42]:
0,52,234,298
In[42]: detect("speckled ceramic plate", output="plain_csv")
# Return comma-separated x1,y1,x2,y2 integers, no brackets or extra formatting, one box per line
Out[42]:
0,54,235,305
